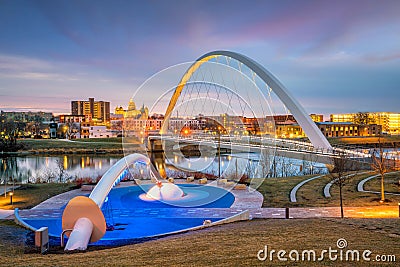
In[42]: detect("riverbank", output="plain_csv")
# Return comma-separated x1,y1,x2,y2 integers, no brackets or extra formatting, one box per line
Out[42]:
10,138,143,155
11,136,400,156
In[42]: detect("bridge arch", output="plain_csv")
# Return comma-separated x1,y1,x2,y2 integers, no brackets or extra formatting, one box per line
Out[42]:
162,50,332,150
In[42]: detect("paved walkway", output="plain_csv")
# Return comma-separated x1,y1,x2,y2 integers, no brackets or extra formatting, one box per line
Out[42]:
280,206,398,219
0,209,14,219
324,171,371,198
16,206,399,221
31,189,87,210
290,175,324,202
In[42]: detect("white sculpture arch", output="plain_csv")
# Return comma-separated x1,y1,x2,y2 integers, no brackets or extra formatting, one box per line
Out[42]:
89,153,158,207
63,153,159,251
162,50,332,150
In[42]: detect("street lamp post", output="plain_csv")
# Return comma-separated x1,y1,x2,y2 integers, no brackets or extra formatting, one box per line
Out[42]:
9,192,13,205
218,127,221,179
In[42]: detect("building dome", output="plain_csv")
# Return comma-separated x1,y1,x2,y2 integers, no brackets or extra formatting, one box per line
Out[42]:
127,99,137,111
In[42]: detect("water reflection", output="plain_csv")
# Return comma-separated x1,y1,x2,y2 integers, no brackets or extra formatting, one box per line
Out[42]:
164,152,327,179
0,151,330,185
0,155,121,183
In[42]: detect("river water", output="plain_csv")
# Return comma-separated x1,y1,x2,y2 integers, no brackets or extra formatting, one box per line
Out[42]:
0,155,122,183
0,152,328,184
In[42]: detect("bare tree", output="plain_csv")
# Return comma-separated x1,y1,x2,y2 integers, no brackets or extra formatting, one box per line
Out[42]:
0,114,23,152
245,159,256,180
258,148,271,178
285,158,299,177
371,137,393,203
40,167,56,183
280,156,287,177
55,159,67,183
327,150,360,218
269,150,280,177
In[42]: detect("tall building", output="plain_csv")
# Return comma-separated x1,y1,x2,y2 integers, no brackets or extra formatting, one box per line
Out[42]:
71,98,110,125
330,112,400,135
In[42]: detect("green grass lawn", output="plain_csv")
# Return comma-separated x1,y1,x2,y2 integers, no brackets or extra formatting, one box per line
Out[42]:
259,172,400,208
256,175,317,207
0,183,76,210
18,138,146,154
364,172,400,194
66,137,122,143
20,139,123,150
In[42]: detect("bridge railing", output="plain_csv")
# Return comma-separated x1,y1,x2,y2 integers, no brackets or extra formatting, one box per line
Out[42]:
153,134,373,161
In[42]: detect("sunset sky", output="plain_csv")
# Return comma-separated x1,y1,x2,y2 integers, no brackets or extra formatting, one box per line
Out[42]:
0,0,399,117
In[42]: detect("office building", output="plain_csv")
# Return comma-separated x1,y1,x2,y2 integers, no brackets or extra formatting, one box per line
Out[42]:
71,98,110,125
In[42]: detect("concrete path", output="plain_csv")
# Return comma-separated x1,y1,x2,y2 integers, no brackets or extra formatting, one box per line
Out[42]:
32,189,87,210
324,171,371,198
284,206,398,218
17,205,399,221
0,209,14,219
290,175,324,202
357,171,400,196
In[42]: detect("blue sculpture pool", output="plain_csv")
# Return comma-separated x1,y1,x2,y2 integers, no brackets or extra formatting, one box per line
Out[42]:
22,184,235,245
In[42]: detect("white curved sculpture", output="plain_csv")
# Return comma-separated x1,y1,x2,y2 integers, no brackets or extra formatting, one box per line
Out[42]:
89,153,157,207
63,153,159,251
162,50,332,150
145,182,185,201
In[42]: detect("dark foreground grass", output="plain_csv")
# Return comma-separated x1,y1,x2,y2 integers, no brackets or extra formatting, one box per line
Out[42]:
0,218,398,266
0,183,76,210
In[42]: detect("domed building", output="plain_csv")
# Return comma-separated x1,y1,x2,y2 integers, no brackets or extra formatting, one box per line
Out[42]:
125,99,148,119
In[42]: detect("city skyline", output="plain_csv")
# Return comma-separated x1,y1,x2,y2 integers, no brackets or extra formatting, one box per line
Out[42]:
1,0,399,116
